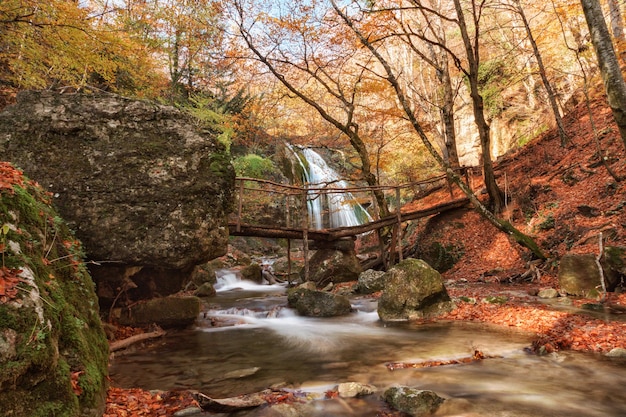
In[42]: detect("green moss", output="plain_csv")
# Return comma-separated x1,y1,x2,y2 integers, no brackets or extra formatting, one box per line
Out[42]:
421,242,464,272
0,168,108,416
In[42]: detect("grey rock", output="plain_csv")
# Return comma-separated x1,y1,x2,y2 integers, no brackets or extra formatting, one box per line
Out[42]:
336,382,376,398
606,348,626,358
0,90,234,270
378,258,454,321
287,288,352,317
558,253,603,296
383,386,445,416
356,269,386,294
537,288,559,299
302,247,362,287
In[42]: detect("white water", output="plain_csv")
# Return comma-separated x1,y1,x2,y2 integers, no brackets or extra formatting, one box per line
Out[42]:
290,146,373,229
110,272,626,416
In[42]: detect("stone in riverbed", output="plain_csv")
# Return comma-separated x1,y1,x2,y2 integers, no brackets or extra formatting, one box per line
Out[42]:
383,386,445,416
336,382,376,398
355,269,385,294
287,288,352,317
537,288,559,299
606,348,626,358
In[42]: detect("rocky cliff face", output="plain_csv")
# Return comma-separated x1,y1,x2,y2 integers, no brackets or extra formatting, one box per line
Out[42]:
0,91,235,304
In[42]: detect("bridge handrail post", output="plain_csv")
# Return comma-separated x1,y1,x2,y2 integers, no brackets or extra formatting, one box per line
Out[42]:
236,179,244,233
395,186,403,262
301,185,310,282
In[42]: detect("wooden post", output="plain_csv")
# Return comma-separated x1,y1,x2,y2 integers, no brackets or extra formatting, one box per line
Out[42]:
286,195,292,286
287,238,292,287
236,179,244,233
395,186,403,262
302,186,310,283
388,223,398,266
371,189,380,221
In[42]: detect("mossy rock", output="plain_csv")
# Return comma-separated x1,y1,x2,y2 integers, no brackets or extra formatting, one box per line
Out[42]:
0,163,108,417
378,258,454,321
420,242,464,272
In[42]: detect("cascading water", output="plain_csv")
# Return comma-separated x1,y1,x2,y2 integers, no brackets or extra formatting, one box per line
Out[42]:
289,146,373,229
109,271,626,417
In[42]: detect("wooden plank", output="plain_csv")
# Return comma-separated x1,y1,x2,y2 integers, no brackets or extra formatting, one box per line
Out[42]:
228,198,470,240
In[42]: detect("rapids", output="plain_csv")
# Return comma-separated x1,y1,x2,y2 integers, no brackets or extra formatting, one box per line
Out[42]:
109,270,626,416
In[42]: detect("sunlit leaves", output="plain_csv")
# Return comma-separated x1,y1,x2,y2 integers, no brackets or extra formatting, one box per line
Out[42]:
0,0,164,95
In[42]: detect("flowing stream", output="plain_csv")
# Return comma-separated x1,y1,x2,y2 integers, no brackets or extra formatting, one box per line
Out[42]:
109,271,626,416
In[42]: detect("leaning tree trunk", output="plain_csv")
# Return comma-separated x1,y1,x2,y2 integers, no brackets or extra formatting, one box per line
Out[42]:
580,0,626,148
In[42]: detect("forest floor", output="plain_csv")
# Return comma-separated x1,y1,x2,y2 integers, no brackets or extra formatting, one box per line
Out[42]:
104,92,626,414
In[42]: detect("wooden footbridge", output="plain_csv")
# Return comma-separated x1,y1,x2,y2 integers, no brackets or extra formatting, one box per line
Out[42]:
228,172,473,271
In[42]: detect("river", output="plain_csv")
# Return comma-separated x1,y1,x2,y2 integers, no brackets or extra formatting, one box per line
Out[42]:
109,270,626,416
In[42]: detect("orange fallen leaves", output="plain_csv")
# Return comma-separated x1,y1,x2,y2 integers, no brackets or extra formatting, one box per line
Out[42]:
104,388,198,417
0,162,24,193
442,296,626,354
71,371,84,396
0,266,23,303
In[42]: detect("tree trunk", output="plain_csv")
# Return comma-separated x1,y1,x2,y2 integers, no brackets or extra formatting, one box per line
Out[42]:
348,129,390,217
607,0,625,45
515,0,569,146
439,52,461,169
580,0,626,148
452,0,505,213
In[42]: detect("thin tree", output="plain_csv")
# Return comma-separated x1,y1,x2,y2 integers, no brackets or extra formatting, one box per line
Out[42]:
508,0,569,147
450,0,505,213
580,0,626,148
331,0,545,259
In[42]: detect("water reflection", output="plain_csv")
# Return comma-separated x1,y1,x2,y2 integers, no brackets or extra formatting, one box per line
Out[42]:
109,272,626,416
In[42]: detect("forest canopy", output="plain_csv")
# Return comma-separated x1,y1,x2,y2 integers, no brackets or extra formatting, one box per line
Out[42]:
1,0,625,184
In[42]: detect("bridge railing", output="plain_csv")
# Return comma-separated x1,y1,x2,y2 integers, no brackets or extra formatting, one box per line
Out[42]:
230,173,454,232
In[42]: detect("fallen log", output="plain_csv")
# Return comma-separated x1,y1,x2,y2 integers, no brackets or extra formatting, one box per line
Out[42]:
109,328,166,352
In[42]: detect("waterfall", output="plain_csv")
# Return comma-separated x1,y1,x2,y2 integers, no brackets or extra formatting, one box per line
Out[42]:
289,146,373,229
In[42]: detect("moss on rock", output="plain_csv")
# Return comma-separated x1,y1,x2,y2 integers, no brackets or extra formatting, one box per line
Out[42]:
0,163,108,417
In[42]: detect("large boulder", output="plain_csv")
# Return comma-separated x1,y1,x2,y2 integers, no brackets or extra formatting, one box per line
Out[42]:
0,163,108,416
378,258,454,321
303,239,362,287
0,90,235,305
558,253,603,296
